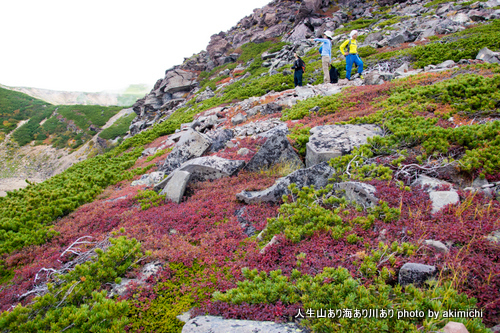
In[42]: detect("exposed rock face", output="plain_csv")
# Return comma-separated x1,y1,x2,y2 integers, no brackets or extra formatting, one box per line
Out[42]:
476,47,500,64
245,133,304,172
441,322,470,333
429,191,460,214
237,162,334,204
235,207,257,237
181,316,307,333
176,156,245,183
398,263,437,287
131,171,165,187
423,240,449,254
159,129,211,174
306,124,383,167
205,129,234,152
110,261,162,297
333,182,379,208
160,170,191,204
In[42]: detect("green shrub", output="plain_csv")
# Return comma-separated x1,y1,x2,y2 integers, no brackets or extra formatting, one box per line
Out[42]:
0,236,143,333
99,112,137,140
410,19,500,68
214,266,487,332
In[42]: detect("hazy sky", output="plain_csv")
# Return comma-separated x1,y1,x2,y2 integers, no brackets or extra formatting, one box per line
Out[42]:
0,0,272,92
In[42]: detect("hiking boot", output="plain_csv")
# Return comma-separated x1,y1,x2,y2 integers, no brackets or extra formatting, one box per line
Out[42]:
359,74,364,80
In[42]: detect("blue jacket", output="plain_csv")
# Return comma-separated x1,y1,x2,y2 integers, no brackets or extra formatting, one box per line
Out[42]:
314,38,332,58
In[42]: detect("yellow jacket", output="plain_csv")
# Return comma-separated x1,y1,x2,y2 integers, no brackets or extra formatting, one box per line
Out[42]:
340,39,358,55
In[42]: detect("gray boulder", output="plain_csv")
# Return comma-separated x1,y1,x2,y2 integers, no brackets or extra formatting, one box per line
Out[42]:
181,316,307,333
245,133,304,172
260,102,283,115
159,129,211,173
306,124,383,167
423,240,449,254
286,23,312,42
429,191,460,214
235,207,257,237
363,72,394,85
131,171,165,187
206,128,234,152
159,69,198,94
160,170,191,204
476,47,500,64
141,147,157,157
398,263,437,287
485,230,500,245
435,60,456,69
231,112,247,125
411,175,453,191
333,182,379,208
177,156,245,183
237,162,334,204
364,32,384,44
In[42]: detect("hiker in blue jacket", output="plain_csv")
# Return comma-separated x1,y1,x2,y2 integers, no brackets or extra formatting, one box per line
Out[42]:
311,31,333,84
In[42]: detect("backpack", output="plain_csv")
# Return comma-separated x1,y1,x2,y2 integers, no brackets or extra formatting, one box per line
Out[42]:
319,45,323,54
330,65,339,83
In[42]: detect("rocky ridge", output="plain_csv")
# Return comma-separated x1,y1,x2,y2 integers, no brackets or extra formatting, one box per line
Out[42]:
128,0,500,137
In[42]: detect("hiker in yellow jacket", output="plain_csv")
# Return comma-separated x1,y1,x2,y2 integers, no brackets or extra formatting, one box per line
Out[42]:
340,30,364,80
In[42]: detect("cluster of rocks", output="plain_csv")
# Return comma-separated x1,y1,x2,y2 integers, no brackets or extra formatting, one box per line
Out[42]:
126,0,500,138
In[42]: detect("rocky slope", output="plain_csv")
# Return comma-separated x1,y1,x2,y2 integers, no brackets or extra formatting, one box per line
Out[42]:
0,0,500,332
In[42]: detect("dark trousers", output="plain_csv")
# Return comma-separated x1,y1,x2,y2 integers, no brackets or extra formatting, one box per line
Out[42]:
294,70,303,87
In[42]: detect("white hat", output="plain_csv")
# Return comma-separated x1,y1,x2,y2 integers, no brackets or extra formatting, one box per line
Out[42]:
350,30,358,38
324,31,333,39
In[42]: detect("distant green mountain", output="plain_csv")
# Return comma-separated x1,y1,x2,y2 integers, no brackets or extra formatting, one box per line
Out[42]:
0,87,51,141
0,87,135,150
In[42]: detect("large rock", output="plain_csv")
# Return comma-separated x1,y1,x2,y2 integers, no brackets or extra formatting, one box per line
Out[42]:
286,23,312,42
364,32,384,44
181,316,307,333
206,128,234,152
159,69,198,94
411,175,454,192
237,162,334,204
235,207,257,237
429,191,460,214
176,156,246,183
398,263,437,287
333,182,379,208
476,47,500,64
159,129,211,173
160,170,191,204
245,133,304,172
485,230,500,245
306,124,383,167
441,321,470,333
364,72,394,85
131,171,165,187
207,32,231,60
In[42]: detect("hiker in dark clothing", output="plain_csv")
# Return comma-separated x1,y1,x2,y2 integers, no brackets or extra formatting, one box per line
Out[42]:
291,52,306,87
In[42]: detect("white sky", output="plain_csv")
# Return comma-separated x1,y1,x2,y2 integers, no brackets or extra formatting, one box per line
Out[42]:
0,0,272,92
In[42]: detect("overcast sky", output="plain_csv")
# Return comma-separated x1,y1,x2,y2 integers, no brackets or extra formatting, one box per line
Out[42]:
0,0,272,93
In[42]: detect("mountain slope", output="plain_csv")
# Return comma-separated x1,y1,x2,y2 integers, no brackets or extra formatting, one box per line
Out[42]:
0,83,151,107
0,0,499,332
0,88,137,196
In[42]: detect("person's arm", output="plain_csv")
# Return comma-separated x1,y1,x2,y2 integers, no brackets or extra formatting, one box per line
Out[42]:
339,39,349,56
